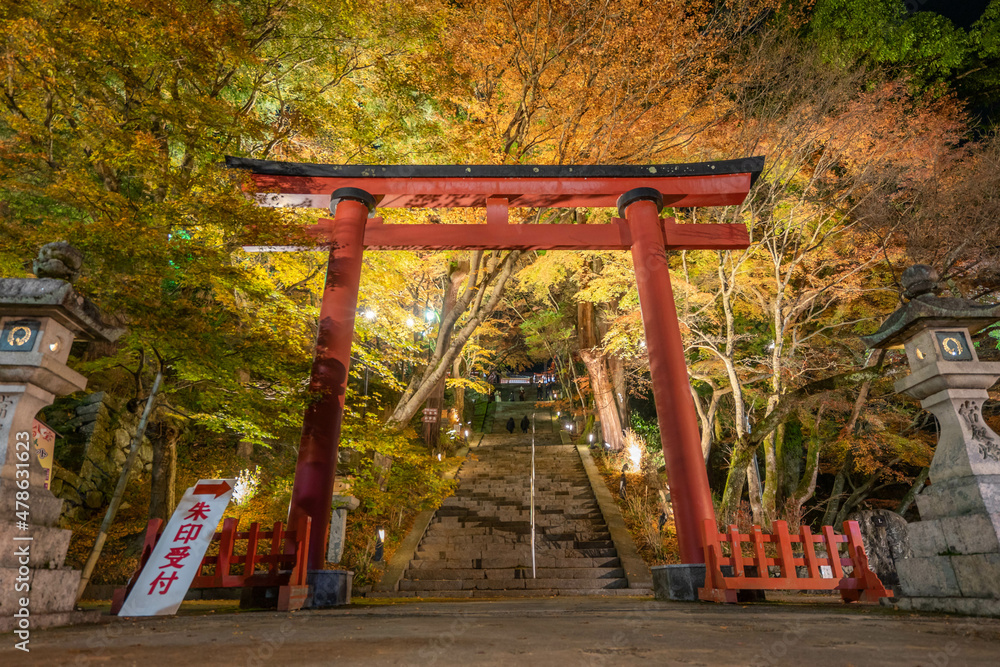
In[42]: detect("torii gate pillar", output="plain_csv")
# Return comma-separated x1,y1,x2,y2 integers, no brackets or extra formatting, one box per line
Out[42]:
622,189,716,565
288,188,373,569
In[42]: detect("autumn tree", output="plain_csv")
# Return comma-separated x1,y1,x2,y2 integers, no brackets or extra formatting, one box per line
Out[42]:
678,28,966,524
0,0,434,516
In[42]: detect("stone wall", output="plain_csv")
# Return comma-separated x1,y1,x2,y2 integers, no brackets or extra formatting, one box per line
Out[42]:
49,391,152,520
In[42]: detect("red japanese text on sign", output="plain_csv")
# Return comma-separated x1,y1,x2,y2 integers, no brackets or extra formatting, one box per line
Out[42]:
118,478,235,616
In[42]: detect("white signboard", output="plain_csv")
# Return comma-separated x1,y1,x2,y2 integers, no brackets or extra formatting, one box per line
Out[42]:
118,478,235,617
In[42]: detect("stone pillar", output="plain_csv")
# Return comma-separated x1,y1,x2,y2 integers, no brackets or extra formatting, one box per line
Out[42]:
864,265,1000,616
326,494,360,564
0,273,123,632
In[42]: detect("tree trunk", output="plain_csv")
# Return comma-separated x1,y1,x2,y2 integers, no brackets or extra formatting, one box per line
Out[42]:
579,348,624,450
149,420,178,522
452,356,465,431
608,354,629,427
788,432,822,523
388,251,519,429
720,438,754,524
424,261,468,449
897,466,930,515
717,344,753,521
236,439,253,460
821,455,850,526
425,377,445,450
568,351,586,414
690,382,722,463
833,470,884,526
760,423,778,527
779,421,800,499
577,300,624,449
747,454,765,525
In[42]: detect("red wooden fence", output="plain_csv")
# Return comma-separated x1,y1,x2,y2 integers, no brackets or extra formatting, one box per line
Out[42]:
698,519,891,603
112,516,311,614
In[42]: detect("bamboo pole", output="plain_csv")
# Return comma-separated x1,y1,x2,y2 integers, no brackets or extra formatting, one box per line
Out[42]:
76,368,163,601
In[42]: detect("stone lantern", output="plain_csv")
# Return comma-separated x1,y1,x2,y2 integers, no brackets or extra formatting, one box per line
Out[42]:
0,243,124,632
863,264,1000,615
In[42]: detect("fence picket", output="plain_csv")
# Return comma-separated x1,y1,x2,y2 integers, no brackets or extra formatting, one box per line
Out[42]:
697,520,891,604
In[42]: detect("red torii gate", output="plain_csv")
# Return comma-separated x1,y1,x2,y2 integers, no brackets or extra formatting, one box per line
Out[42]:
228,156,764,571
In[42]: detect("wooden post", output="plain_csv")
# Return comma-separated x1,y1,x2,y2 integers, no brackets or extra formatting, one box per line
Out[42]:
287,189,373,569
773,521,796,582
217,517,238,587
823,525,845,579
624,190,717,564
801,526,822,579
245,522,260,579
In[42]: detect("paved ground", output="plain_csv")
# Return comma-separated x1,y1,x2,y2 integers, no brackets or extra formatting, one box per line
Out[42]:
5,596,1000,666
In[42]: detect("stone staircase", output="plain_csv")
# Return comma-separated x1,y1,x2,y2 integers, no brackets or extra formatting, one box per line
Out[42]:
382,431,651,597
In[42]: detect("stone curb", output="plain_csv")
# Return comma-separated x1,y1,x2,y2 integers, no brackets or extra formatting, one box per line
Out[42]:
575,445,653,589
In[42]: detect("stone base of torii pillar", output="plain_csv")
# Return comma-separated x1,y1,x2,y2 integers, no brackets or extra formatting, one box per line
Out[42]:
0,270,123,633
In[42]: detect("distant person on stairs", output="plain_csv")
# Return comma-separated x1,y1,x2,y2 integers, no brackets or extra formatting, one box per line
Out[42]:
520,415,530,433
506,417,516,434
519,387,525,401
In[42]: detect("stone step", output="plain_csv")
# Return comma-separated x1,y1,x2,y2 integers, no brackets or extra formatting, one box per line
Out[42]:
414,544,616,557
387,438,631,594
404,567,626,580
367,588,652,599
416,540,614,556
425,523,607,535
438,503,600,511
417,532,612,544
417,538,611,550
407,555,622,569
398,578,629,592
432,513,603,522
431,515,605,525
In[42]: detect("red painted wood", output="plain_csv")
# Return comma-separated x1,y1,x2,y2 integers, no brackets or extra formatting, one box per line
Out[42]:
217,517,238,587
298,217,750,251
287,199,368,570
823,525,846,580
698,520,892,603
249,172,753,209
290,517,311,587
751,526,769,579
728,525,744,576
661,218,750,250
253,184,751,573
843,520,891,601
627,200,717,564
244,522,259,577
269,522,285,577
773,521,797,584
801,525,822,579
486,197,508,225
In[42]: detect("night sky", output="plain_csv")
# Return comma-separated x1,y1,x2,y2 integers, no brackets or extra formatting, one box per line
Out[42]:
915,0,990,29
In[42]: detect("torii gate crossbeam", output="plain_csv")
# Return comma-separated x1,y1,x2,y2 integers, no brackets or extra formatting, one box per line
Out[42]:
228,156,764,574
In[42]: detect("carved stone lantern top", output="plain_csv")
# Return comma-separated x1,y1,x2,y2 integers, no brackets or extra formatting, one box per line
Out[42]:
1,244,124,395
0,242,123,344
862,264,1000,350
0,278,124,343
